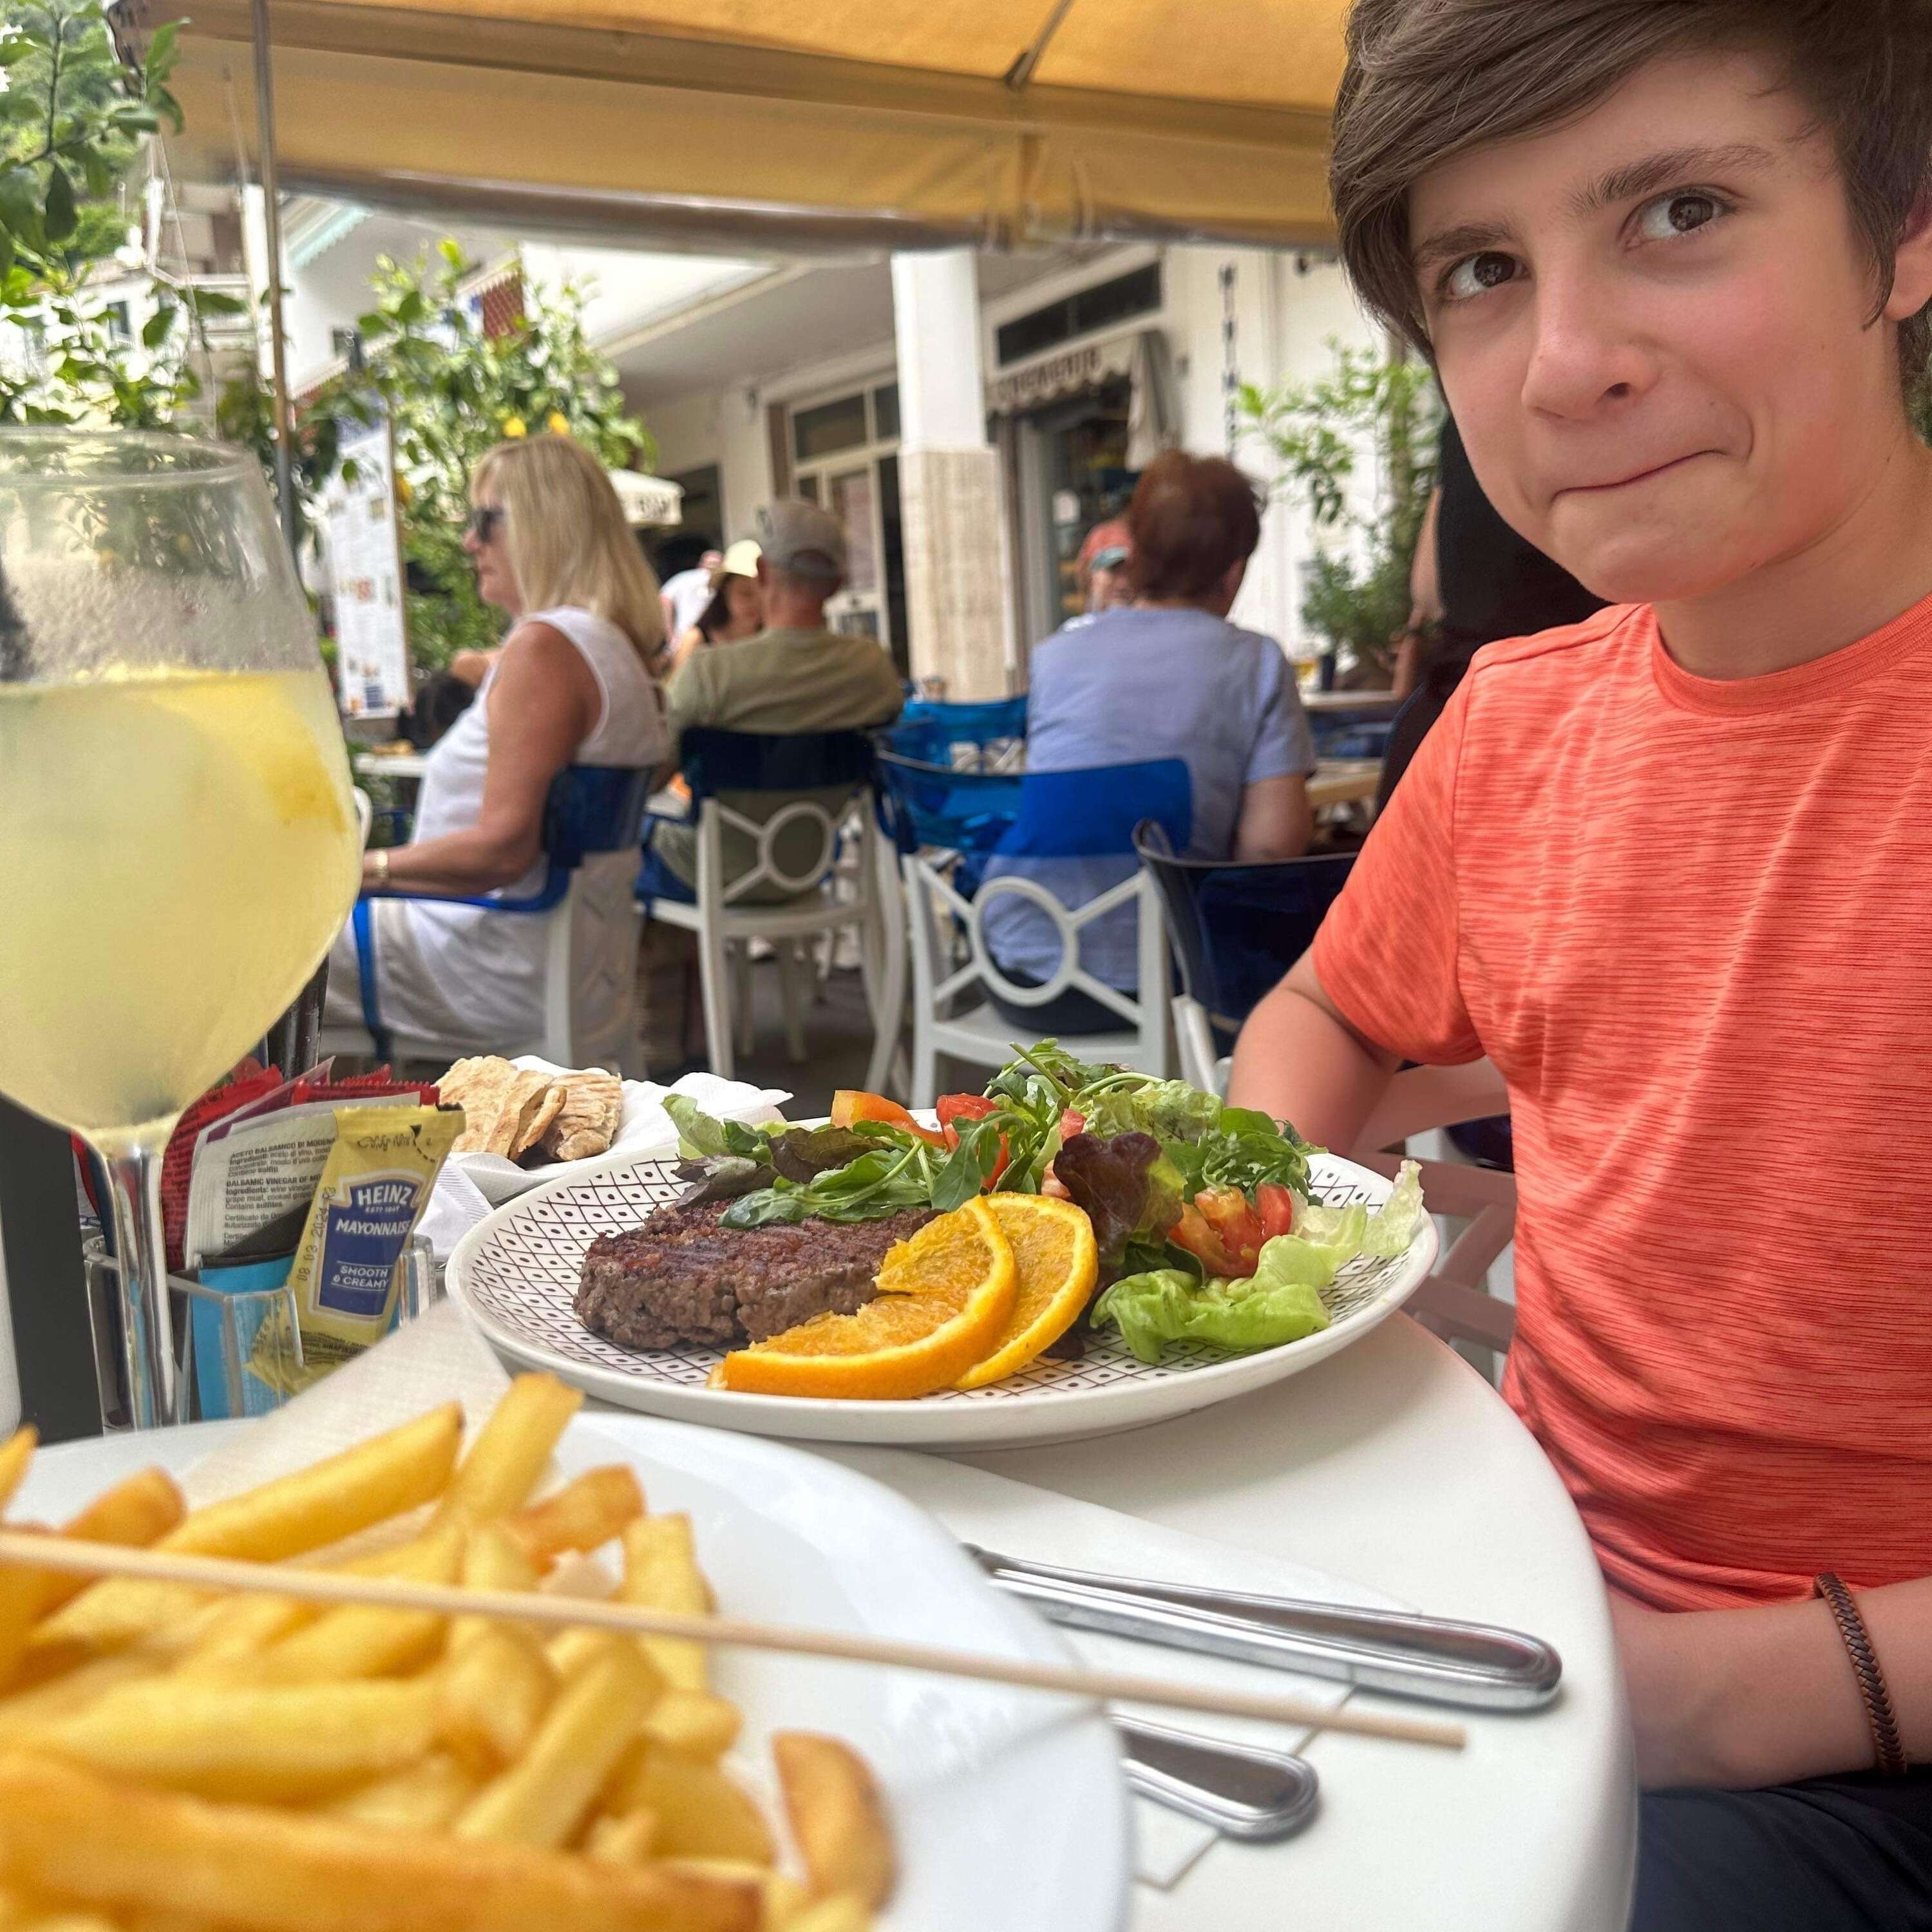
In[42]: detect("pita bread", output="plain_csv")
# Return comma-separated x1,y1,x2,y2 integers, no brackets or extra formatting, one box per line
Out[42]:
541,1070,623,1162
440,1057,625,1165
442,1056,518,1153
511,1081,569,1159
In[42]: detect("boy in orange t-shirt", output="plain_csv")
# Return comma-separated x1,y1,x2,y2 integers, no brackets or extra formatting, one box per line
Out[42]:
1235,5,1932,1926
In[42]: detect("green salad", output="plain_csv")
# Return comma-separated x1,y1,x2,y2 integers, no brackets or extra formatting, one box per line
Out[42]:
664,1041,1425,1365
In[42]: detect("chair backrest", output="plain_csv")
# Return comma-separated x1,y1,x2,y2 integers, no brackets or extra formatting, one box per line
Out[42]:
885,696,1027,769
545,764,654,868
679,728,876,907
875,752,1025,856
1001,759,1191,860
1134,821,1354,1030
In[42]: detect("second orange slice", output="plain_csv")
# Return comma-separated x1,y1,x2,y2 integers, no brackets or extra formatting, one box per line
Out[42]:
717,1197,1016,1400
954,1194,1099,1389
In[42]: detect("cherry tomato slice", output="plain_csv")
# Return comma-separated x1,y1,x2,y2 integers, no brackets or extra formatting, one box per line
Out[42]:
1256,1182,1298,1242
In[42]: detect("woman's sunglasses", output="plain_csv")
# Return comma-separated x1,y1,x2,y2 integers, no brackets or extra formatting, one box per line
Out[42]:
466,506,505,542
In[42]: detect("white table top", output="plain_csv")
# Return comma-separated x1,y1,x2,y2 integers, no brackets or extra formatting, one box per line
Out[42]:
1307,759,1381,810
353,750,430,782
1300,688,1401,713
951,1316,1635,1932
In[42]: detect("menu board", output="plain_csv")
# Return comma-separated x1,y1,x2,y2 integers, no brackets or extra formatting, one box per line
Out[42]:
326,413,411,718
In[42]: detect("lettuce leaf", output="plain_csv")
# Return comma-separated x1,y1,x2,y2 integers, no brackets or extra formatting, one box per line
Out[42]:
1090,1160,1427,1363
1092,1238,1334,1364
1077,1079,1224,1143
1053,1132,1184,1266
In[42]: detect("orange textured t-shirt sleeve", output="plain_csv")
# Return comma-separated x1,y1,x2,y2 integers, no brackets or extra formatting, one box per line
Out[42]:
1311,676,1484,1065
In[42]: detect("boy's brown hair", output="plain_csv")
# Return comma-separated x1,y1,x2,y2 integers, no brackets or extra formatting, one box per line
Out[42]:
1331,0,1932,387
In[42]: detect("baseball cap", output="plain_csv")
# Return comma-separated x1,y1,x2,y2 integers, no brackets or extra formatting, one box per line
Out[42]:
712,538,761,585
754,499,847,581
1079,518,1133,574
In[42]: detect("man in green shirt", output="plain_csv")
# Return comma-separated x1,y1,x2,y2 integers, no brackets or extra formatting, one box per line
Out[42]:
645,498,903,902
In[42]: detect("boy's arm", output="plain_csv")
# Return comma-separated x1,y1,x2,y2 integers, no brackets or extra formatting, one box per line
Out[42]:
1227,951,1403,1151
1616,1578,1932,1788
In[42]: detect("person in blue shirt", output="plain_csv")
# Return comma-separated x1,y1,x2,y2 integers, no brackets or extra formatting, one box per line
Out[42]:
983,450,1316,1033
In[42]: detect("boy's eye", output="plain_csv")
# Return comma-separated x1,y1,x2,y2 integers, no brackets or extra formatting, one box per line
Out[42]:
1634,190,1726,243
1442,251,1520,301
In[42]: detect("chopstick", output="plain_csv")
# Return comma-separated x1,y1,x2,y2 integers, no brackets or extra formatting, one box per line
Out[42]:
0,1529,1464,1750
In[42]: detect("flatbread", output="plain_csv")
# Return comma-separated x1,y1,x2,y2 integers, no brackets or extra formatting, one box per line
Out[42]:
511,1082,569,1159
442,1057,518,1153
541,1070,623,1163
440,1058,625,1165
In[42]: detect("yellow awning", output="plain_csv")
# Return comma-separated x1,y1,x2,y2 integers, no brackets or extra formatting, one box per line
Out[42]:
127,0,1346,250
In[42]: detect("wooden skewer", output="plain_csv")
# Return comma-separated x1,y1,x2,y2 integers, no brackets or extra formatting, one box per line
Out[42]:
0,1528,1464,1750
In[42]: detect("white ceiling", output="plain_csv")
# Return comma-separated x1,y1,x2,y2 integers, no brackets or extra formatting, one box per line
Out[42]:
611,247,1097,406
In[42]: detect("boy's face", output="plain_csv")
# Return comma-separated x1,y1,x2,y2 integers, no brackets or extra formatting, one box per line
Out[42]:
1410,50,1932,605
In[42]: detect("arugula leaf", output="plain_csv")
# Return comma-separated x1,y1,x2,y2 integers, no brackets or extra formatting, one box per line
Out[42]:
930,1116,1004,1212
672,1155,773,1206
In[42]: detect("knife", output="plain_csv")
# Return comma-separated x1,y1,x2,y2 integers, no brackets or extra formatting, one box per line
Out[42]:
967,1544,1561,1712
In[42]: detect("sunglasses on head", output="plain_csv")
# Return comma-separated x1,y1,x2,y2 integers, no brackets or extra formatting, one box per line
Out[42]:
466,505,505,542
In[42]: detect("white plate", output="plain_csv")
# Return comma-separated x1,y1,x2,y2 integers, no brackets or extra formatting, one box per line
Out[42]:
448,1149,1438,1449
14,1413,1128,1932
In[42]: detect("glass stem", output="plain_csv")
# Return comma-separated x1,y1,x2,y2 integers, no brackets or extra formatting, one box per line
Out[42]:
101,1141,178,1430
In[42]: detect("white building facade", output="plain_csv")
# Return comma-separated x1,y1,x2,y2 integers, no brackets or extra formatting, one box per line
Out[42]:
262,204,1382,698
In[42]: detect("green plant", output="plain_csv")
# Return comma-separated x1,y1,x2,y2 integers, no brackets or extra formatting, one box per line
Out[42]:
1239,341,1441,681
223,240,652,672
0,1,216,429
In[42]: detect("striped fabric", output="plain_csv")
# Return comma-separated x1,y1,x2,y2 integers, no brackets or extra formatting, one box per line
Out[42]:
1312,600,1932,1610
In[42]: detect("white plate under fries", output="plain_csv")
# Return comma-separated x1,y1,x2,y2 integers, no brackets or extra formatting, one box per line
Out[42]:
14,1414,1129,1932
448,1147,1439,1450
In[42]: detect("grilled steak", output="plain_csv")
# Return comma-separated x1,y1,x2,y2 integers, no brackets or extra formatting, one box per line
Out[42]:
574,1200,938,1350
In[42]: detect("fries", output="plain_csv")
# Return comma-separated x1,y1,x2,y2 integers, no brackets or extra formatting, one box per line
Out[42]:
621,1513,713,1691
502,1466,643,1563
35,1680,441,1800
0,1429,35,1516
433,1375,580,1526
0,1753,759,1932
774,1734,895,1909
0,1376,895,1930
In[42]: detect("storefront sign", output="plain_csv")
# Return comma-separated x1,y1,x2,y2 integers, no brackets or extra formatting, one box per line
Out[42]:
988,339,1130,413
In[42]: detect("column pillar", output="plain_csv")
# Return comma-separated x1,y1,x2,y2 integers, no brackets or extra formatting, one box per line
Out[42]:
889,249,1014,698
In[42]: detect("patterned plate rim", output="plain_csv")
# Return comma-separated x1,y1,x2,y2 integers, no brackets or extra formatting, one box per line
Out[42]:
448,1142,1437,1414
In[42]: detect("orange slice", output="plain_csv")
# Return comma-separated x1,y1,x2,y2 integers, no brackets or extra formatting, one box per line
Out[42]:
955,1194,1099,1389
717,1198,1017,1400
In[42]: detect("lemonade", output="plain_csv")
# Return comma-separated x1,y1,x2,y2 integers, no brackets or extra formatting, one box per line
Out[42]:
0,665,361,1146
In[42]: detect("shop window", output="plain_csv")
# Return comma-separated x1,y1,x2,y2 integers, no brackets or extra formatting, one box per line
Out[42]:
792,393,869,462
996,263,1162,367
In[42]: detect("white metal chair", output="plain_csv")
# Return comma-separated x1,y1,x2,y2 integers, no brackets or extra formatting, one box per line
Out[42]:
319,765,652,1075
643,730,888,1081
1174,990,1518,1365
902,855,1171,1106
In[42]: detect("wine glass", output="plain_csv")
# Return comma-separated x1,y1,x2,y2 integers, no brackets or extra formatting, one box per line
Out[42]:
0,430,361,1429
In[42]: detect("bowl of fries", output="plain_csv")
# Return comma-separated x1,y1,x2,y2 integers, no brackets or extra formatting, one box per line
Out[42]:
0,1378,1127,1931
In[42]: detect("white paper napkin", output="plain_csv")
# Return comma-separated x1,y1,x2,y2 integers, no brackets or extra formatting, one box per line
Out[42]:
449,1063,791,1205
182,1300,511,1506
820,1446,1409,1891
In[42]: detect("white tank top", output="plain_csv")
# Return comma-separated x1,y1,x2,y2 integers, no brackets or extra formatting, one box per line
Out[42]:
396,607,667,1064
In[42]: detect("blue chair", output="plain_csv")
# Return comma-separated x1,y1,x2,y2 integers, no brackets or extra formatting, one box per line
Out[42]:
322,764,653,1070
899,759,1191,1103
875,752,1024,860
642,728,886,1081
1132,820,1356,1090
884,695,1028,771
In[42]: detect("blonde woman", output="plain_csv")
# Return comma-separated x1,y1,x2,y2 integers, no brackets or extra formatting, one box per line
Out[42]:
325,434,668,1066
